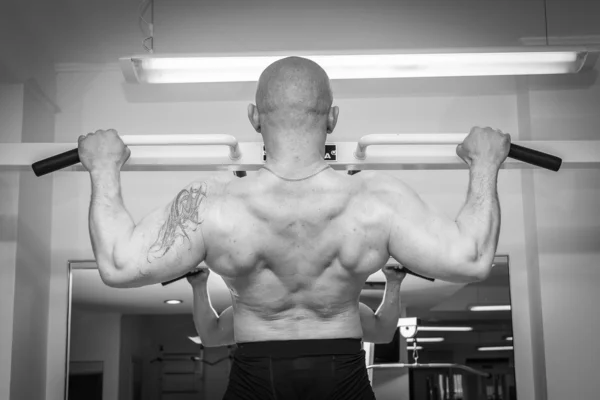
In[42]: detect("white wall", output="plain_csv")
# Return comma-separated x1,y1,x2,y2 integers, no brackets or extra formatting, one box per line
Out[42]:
70,310,121,400
0,82,55,400
0,83,24,400
527,70,600,399
10,82,56,400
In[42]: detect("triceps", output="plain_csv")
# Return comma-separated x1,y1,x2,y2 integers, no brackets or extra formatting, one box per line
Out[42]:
147,181,208,262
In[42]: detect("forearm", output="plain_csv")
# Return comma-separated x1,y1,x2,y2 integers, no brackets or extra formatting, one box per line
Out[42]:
192,285,229,346
89,169,137,280
372,281,402,342
455,163,501,275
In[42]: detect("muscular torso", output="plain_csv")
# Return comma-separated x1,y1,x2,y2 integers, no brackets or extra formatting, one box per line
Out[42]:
201,169,391,342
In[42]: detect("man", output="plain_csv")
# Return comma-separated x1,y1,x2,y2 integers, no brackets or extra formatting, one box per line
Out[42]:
187,265,407,347
79,56,508,399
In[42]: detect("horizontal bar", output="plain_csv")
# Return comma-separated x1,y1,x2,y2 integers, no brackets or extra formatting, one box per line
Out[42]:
120,134,241,160
355,134,563,171
30,134,242,176
367,363,491,378
1,140,598,172
355,134,468,159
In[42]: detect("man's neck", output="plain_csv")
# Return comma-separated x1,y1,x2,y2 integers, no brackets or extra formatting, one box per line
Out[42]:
263,146,328,179
262,127,329,177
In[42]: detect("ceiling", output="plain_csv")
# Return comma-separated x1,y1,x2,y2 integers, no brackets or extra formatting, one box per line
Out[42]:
5,0,562,66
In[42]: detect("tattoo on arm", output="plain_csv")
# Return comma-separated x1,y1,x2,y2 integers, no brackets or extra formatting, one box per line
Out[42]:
148,182,207,260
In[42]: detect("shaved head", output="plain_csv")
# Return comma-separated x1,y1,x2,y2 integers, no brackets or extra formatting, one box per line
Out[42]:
254,57,334,131
247,57,339,163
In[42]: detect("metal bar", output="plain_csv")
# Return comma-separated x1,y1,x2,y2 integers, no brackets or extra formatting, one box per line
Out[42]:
120,134,242,160
354,134,563,171
355,134,467,159
367,363,491,378
1,140,598,172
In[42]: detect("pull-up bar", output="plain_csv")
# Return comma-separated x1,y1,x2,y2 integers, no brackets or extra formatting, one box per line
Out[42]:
355,134,562,171
2,136,598,174
31,134,242,177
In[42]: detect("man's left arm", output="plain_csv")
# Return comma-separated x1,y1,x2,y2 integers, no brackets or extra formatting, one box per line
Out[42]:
80,130,209,288
360,266,406,344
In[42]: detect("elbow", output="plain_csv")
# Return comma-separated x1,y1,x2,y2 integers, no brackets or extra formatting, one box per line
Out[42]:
97,260,131,288
97,263,122,288
450,240,493,283
198,335,223,348
457,259,493,283
372,335,395,345
469,259,493,282
99,272,128,288
365,330,396,345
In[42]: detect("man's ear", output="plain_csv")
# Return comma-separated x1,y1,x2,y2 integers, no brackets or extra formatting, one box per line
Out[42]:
327,106,339,134
247,104,261,133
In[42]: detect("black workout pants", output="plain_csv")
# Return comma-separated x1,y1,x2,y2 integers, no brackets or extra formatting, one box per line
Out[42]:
223,338,376,400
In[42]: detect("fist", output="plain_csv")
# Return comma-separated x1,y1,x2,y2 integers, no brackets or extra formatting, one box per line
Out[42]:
186,268,210,286
382,265,407,282
78,129,131,172
456,127,511,168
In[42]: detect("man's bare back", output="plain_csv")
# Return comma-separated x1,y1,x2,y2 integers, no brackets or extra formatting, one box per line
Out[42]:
201,168,390,342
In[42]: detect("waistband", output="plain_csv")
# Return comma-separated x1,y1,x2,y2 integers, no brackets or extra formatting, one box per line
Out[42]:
235,338,363,358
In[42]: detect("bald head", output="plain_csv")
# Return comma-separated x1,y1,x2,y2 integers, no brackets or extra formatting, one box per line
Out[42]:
251,57,335,133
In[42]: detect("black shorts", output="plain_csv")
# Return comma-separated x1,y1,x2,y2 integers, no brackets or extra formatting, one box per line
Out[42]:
223,338,376,400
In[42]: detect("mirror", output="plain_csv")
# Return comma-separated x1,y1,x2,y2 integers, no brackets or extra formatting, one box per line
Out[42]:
66,255,514,400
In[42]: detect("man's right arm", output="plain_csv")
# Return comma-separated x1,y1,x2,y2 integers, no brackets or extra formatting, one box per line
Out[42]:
380,127,510,283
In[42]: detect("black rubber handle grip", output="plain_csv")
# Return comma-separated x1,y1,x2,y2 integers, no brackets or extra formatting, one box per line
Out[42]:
162,271,198,286
400,267,435,282
31,148,80,177
508,143,562,172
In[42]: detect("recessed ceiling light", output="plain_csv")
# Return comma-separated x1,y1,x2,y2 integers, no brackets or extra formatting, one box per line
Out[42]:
164,299,183,305
505,336,513,341
469,305,511,312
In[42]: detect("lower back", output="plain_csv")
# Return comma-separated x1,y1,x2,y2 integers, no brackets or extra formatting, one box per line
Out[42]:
233,303,363,342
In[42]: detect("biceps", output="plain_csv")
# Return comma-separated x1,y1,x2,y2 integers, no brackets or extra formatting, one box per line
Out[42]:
113,182,208,286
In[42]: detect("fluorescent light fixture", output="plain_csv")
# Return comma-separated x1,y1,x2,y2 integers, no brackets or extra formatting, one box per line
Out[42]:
478,346,514,352
407,337,444,343
120,47,594,84
417,326,473,332
505,336,513,341
469,305,511,312
407,346,424,351
164,299,183,305
188,336,202,344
